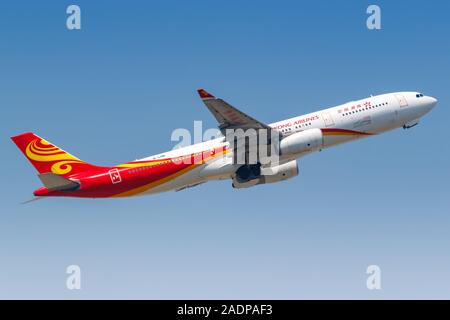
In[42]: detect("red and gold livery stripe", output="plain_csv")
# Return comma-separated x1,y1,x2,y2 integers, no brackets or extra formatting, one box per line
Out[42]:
321,128,372,136
112,146,229,197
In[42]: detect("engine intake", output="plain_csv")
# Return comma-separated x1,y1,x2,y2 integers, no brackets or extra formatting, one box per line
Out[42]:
232,160,298,189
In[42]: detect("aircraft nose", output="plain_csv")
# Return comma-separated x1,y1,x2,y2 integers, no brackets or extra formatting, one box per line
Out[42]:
423,96,438,112
429,96,438,107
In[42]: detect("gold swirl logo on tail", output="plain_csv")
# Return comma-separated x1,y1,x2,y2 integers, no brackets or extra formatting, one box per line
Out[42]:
25,139,85,174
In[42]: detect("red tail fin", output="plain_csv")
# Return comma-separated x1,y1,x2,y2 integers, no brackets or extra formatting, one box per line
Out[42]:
11,132,99,176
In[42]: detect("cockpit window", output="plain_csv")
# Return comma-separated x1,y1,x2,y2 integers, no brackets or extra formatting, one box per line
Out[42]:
416,93,424,98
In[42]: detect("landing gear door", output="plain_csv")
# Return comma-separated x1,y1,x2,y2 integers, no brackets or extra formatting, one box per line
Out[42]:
395,94,408,107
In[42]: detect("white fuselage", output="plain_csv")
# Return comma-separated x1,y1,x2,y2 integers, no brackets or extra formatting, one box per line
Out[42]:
139,91,437,194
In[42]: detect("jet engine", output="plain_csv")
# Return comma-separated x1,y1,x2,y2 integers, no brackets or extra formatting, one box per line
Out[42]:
232,160,298,189
279,128,323,156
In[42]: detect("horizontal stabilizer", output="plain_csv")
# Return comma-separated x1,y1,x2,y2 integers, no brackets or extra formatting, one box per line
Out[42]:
38,173,79,191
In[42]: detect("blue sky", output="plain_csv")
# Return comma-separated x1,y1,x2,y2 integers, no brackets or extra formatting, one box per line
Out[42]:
0,0,449,299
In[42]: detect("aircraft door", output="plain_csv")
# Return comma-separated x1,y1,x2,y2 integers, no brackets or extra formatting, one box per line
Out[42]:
395,94,408,107
321,112,335,127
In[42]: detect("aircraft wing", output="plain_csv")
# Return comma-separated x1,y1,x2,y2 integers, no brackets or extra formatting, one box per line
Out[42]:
197,89,280,165
197,89,274,132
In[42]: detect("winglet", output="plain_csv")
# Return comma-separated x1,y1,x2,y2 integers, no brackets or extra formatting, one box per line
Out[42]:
197,89,215,100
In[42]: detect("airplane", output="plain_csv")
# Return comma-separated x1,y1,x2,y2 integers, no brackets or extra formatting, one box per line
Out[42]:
11,89,437,199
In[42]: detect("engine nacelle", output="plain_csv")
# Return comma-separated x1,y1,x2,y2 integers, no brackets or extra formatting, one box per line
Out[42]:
279,128,323,156
232,160,298,189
